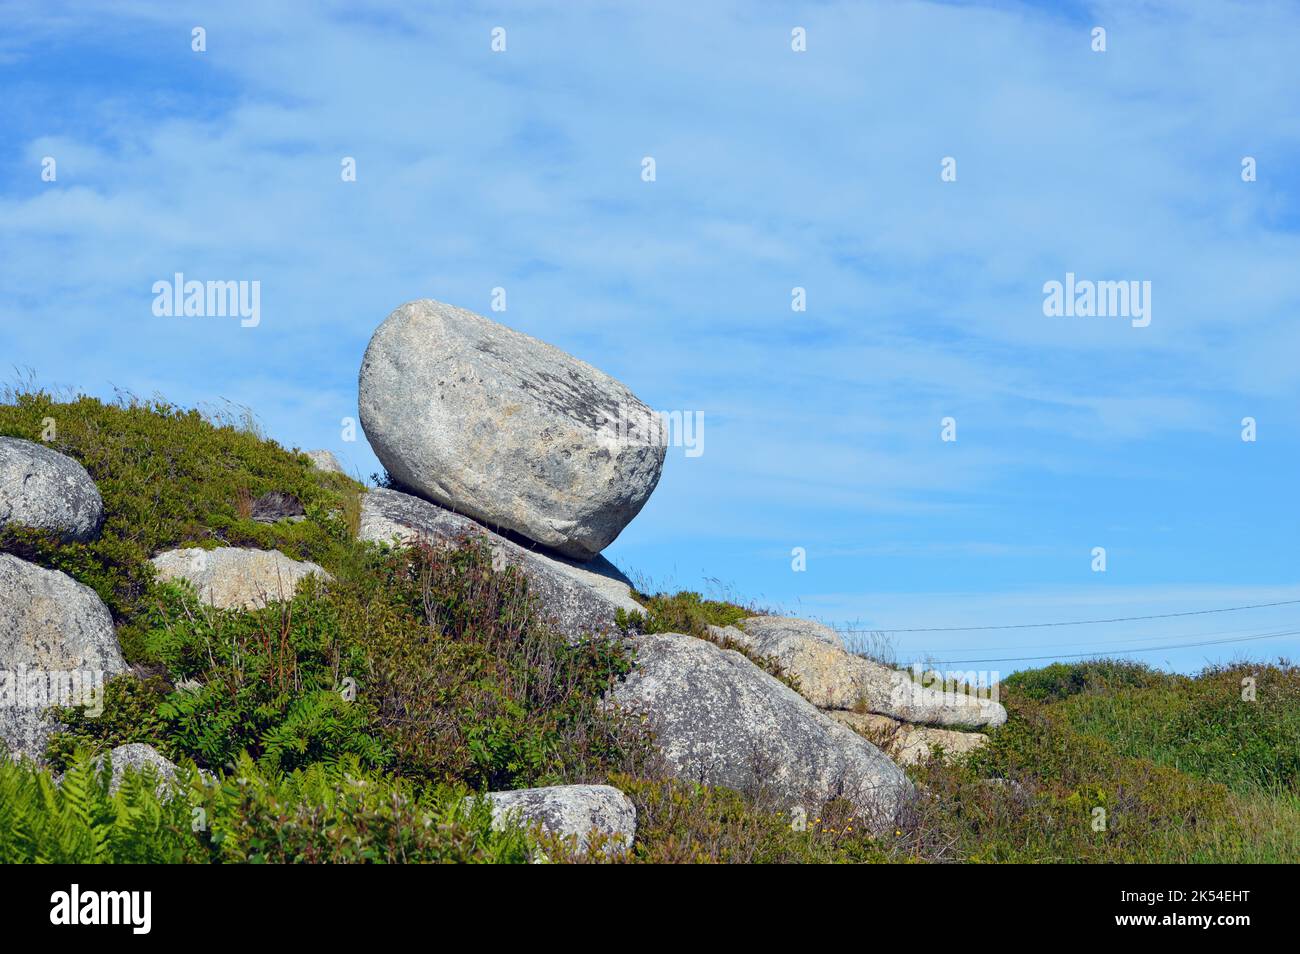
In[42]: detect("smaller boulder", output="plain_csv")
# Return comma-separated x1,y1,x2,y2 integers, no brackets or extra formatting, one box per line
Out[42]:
0,437,104,541
469,784,637,854
305,450,345,475
96,743,182,798
151,547,330,610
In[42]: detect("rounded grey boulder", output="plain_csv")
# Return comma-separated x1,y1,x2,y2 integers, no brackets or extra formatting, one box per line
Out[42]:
612,633,914,831
0,437,104,541
359,300,666,560
0,554,127,762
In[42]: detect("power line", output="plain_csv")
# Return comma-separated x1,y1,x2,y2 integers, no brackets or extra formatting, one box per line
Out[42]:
868,622,1291,655
913,629,1300,666
838,597,1300,634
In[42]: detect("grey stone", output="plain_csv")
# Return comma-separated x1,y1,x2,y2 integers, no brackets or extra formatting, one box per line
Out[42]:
735,615,846,651
359,487,641,642
469,784,637,854
611,633,913,831
0,437,104,542
151,547,330,610
722,618,1007,729
827,711,990,766
305,449,345,474
98,743,181,797
0,554,127,763
358,300,665,560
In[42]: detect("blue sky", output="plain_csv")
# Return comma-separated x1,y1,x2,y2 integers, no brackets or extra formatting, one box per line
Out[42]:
3,1,1299,674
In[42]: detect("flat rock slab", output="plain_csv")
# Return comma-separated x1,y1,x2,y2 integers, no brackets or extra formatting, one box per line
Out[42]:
0,554,127,762
360,487,642,642
611,632,913,831
358,299,665,560
828,711,989,766
721,618,1007,729
0,437,104,542
735,615,846,651
151,547,330,610
469,784,637,854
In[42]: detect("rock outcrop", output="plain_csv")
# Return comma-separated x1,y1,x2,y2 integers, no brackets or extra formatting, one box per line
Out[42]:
359,487,641,642
828,711,990,766
0,437,104,541
304,449,345,474
151,547,330,610
611,633,913,830
718,617,1006,730
358,299,665,560
0,554,127,762
96,743,184,797
469,784,637,854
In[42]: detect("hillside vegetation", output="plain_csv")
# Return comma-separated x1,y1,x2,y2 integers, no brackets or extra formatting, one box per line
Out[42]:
1,389,1296,863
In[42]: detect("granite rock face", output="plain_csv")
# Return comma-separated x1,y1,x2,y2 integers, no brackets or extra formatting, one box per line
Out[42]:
719,618,1007,729
611,633,913,830
358,300,665,560
0,437,104,542
96,743,184,797
359,487,641,642
304,449,345,474
0,554,127,762
828,711,990,766
150,547,330,610
470,784,637,854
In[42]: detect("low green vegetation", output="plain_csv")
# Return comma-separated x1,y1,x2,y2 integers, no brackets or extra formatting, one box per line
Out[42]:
2,388,1296,863
0,753,532,863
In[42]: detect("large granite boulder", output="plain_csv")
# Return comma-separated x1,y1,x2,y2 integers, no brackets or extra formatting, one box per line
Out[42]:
611,633,913,830
0,554,127,762
151,547,330,610
719,618,1006,729
0,437,104,541
359,487,641,642
468,784,637,854
358,300,665,560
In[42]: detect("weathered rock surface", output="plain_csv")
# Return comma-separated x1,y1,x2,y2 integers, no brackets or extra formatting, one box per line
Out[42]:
718,618,1006,729
0,437,104,541
304,449,345,474
469,784,637,853
611,633,913,829
358,299,665,560
97,743,182,797
733,615,846,651
0,554,127,762
359,487,641,641
151,547,330,610
828,711,989,766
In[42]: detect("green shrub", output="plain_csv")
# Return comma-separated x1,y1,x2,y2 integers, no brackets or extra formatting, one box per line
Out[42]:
0,389,363,661
1002,659,1177,704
